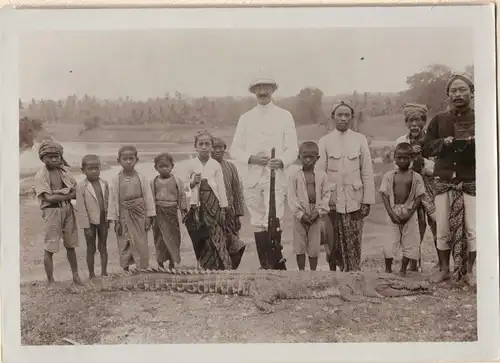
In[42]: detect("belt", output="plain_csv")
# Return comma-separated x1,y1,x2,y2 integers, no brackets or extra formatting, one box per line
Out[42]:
44,200,71,209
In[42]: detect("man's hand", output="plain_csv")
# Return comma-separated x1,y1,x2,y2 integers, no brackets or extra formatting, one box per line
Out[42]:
181,209,188,219
412,144,422,154
361,204,371,218
83,227,93,241
114,221,122,236
235,216,242,232
268,158,284,170
249,152,270,166
444,136,454,146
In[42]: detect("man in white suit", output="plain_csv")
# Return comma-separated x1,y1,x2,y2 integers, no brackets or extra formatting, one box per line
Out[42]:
230,76,299,239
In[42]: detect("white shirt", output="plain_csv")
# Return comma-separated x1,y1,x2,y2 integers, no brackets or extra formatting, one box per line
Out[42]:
185,156,229,208
229,102,299,189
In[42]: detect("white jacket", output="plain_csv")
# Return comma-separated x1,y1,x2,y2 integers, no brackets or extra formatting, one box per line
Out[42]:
229,102,299,189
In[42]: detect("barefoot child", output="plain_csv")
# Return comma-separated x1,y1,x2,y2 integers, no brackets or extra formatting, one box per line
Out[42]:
395,103,438,271
150,153,188,270
287,141,331,271
34,140,83,285
380,142,426,276
107,145,156,271
75,154,110,278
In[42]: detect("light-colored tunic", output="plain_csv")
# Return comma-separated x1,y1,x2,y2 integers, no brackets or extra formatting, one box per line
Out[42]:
316,128,375,214
287,169,331,257
379,169,426,260
229,102,299,228
184,156,229,208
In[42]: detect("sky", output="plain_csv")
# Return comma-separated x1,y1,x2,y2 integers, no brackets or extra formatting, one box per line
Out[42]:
19,28,473,101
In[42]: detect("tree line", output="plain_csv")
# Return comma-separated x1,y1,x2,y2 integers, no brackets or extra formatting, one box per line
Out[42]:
19,63,473,148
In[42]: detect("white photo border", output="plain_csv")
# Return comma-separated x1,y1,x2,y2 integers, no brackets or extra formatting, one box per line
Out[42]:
1,4,498,363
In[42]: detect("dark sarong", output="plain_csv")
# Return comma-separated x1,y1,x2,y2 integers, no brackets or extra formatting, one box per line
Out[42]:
117,197,149,269
153,202,181,264
184,180,232,270
434,178,476,281
326,209,364,272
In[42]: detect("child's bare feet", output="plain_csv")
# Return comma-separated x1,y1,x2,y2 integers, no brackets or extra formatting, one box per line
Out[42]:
89,273,96,279
101,272,108,277
73,275,84,286
398,270,407,277
47,278,56,286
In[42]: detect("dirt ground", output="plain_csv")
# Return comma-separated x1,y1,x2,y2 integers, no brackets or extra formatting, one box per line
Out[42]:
19,166,477,345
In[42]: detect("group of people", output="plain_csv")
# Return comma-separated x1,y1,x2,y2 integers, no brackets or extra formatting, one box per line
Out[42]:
33,71,476,288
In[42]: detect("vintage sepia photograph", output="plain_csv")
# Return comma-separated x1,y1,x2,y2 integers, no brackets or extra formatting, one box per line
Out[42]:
1,4,498,363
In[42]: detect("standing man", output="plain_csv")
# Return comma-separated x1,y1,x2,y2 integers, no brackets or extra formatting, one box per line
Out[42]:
230,75,299,267
316,101,375,272
211,137,247,269
422,72,476,286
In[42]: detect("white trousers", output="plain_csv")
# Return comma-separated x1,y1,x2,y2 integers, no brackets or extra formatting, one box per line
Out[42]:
435,191,476,252
244,179,286,230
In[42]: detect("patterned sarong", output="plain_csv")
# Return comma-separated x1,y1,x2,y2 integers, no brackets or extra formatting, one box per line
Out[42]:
421,175,436,222
118,197,149,269
184,180,232,270
153,201,181,264
326,209,364,272
434,178,476,281
224,205,246,254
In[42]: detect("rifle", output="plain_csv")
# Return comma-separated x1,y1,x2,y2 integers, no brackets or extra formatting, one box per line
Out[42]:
254,147,287,270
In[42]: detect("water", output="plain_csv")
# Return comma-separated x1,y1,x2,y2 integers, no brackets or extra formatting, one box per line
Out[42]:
20,141,197,178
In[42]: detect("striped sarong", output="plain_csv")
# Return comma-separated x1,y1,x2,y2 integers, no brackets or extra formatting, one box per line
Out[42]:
184,179,232,270
434,178,476,281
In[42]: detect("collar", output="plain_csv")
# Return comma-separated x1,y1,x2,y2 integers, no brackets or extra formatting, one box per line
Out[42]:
256,101,275,110
332,128,351,136
450,105,474,116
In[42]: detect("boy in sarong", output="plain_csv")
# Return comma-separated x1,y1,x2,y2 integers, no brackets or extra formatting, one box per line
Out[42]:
288,141,331,270
395,103,438,271
150,153,188,270
34,140,83,285
107,145,156,271
380,143,426,276
76,154,110,278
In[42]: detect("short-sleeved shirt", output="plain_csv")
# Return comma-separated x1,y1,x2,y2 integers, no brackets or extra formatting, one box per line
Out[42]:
379,169,425,209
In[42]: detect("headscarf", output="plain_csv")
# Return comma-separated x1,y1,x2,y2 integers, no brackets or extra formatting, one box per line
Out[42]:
331,100,354,117
402,103,428,120
38,140,70,167
446,72,474,94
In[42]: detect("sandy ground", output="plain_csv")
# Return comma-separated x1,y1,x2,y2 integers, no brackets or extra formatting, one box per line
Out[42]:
19,161,477,345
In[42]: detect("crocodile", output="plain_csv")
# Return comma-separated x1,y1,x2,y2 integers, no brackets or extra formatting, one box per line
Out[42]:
92,267,431,313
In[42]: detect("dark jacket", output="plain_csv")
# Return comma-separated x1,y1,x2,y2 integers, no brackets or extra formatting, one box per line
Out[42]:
422,107,475,182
